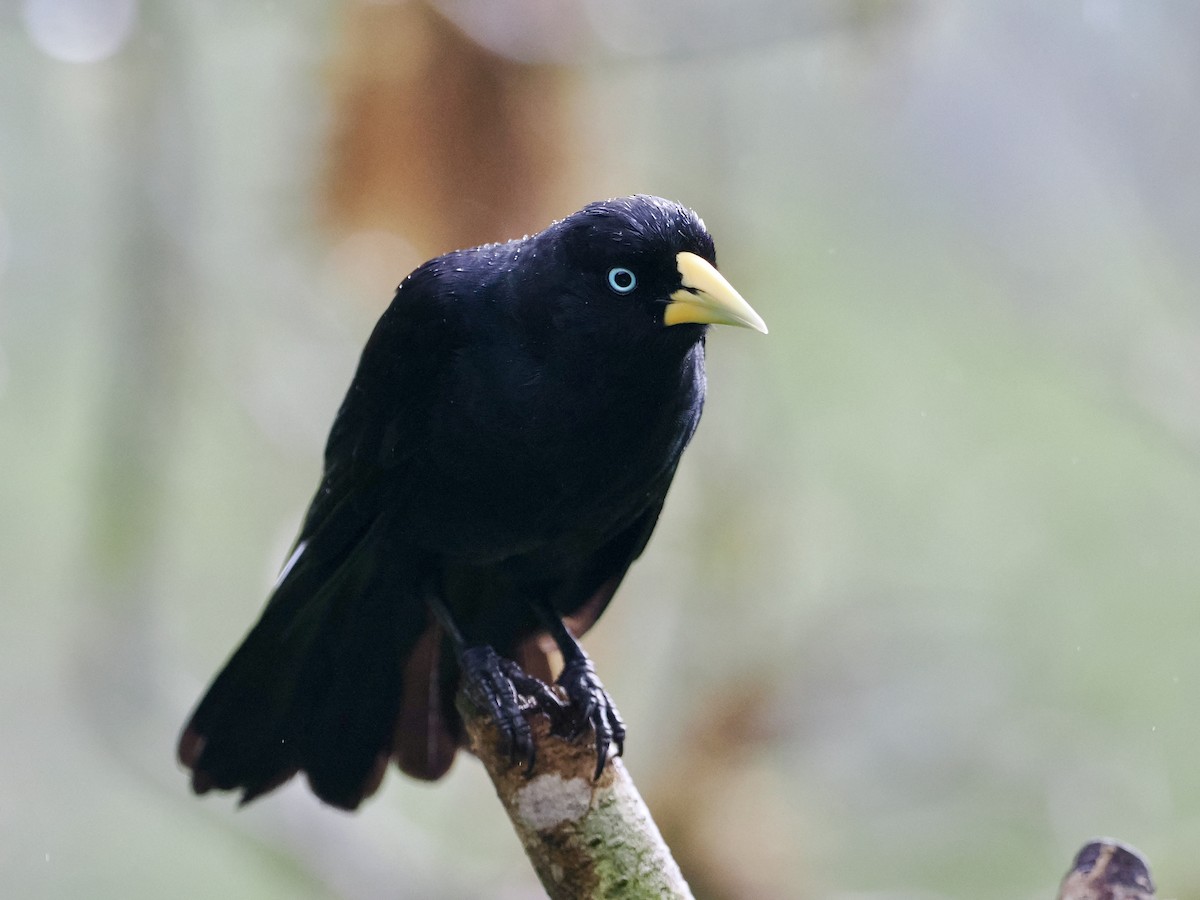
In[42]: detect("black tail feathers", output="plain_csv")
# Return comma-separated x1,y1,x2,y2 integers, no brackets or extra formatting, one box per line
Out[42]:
178,532,430,810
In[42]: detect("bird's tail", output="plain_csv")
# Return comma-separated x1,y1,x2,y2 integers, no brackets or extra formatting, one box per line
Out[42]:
177,523,432,809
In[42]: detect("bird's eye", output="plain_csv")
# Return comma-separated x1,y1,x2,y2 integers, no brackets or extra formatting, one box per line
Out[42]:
606,267,637,294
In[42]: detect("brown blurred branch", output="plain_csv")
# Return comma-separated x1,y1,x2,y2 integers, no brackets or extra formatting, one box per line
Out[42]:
324,1,572,260
459,693,694,900
1058,839,1156,900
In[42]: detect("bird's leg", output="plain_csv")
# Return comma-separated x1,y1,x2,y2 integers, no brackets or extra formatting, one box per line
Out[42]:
531,600,626,780
423,587,560,775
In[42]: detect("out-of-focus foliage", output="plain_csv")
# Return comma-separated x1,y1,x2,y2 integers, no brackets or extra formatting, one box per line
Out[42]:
3,1,1200,898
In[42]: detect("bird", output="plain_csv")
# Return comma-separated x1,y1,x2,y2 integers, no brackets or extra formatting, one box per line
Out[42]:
177,194,767,810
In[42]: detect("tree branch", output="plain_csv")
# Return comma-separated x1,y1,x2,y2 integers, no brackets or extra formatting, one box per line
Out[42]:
1058,839,1156,900
462,681,1160,900
459,693,694,899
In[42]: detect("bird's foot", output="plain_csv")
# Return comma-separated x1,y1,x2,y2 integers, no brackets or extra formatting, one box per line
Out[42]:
460,645,564,775
552,657,626,780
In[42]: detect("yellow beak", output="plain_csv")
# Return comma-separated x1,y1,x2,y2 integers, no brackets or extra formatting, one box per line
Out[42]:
664,252,768,334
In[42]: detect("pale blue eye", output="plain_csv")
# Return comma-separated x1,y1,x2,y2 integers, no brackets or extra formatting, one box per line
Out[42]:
607,267,637,294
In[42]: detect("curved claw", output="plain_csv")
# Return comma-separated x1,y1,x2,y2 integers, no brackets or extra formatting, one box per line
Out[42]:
555,658,626,780
460,646,568,777
460,646,535,772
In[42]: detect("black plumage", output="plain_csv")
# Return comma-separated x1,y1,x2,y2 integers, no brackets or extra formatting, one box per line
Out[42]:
178,195,766,809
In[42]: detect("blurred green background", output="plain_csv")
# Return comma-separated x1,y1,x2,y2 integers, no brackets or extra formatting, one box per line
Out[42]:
4,1,1200,897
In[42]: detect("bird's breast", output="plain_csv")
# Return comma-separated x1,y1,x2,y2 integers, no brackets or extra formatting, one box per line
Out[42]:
413,342,704,567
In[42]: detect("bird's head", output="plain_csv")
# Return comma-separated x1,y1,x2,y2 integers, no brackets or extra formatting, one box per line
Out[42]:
537,195,767,345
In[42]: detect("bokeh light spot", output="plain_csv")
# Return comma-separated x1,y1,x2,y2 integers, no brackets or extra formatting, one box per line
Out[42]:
22,0,138,64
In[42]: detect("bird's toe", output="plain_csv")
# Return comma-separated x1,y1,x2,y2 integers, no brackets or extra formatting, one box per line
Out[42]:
555,658,624,779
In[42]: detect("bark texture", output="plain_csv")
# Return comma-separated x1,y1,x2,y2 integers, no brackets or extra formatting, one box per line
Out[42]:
460,695,693,900
1058,839,1156,900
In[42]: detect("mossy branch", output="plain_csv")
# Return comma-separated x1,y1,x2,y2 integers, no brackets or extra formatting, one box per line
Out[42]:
461,679,1159,900
458,692,693,900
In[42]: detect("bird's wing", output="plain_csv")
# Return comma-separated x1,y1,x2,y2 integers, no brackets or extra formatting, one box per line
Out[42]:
568,466,676,634
510,461,679,687
180,272,465,808
297,273,462,546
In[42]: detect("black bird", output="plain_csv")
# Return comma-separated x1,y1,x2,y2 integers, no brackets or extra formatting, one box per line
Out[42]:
178,195,766,810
